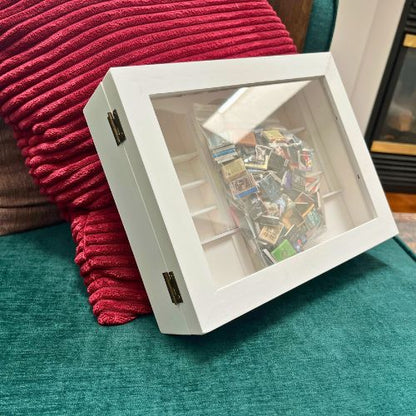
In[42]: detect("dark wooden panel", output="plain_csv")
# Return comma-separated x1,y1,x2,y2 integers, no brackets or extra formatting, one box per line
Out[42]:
268,0,313,52
386,192,416,212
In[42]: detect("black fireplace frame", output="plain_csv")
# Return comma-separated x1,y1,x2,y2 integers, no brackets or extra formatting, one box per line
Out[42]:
365,0,416,193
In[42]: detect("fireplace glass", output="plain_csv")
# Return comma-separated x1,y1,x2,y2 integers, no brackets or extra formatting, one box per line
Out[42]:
371,35,416,156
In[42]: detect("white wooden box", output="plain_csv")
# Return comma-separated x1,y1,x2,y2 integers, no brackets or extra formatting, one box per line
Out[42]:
84,52,398,335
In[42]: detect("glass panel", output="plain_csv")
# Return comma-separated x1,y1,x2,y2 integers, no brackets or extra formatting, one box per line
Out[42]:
151,78,375,287
371,46,416,156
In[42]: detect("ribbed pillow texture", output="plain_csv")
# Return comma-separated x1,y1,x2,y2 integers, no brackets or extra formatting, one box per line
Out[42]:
0,0,296,325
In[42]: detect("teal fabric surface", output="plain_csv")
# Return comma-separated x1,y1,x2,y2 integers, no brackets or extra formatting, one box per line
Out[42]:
304,0,338,52
1,223,415,415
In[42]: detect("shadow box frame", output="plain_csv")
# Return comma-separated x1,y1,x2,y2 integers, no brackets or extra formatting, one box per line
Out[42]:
84,52,397,335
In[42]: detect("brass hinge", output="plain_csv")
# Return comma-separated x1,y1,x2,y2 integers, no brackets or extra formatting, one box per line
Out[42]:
107,109,126,146
162,271,183,305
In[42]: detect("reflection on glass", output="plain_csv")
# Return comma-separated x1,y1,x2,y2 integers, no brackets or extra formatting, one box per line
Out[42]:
194,98,325,271
372,47,416,155
151,79,373,286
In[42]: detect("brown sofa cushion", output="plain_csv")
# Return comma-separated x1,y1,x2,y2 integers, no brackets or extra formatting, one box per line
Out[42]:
0,118,61,235
268,0,313,51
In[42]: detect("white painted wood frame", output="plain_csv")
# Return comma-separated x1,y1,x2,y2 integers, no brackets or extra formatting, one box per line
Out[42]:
84,52,397,335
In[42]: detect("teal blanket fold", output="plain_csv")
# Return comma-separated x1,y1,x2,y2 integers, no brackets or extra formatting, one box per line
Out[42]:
0,223,415,415
304,0,339,53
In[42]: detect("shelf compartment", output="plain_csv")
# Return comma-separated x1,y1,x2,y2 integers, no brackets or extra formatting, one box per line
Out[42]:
201,228,240,245
322,190,343,200
191,205,217,218
181,179,207,191
172,152,198,164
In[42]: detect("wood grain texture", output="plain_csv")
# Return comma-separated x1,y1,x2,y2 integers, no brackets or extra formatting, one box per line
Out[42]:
268,0,313,51
386,192,416,212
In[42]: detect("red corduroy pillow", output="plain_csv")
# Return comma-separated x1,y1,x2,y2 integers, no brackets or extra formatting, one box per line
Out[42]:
0,0,296,325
